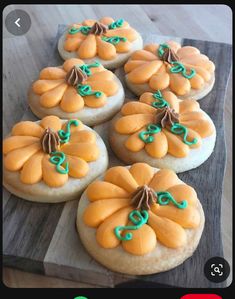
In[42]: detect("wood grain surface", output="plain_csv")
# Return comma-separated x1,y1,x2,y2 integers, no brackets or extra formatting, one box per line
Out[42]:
3,4,232,288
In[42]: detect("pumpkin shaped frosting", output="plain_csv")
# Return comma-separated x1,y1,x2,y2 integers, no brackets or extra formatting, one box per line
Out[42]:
77,163,205,274
58,17,143,69
109,90,216,172
124,41,215,99
29,58,125,125
3,116,108,202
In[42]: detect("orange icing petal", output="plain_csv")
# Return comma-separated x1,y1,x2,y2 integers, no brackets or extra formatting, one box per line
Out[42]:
189,73,204,90
169,73,191,96
86,181,130,202
129,163,154,186
85,80,118,96
77,34,97,59
105,28,138,42
167,184,198,206
121,101,156,116
20,151,44,184
139,92,155,106
3,136,39,154
61,119,84,133
65,155,89,178
83,93,107,108
61,142,100,162
179,99,200,114
124,127,146,152
152,204,200,229
64,37,83,52
40,83,68,108
69,130,96,144
66,31,85,40
179,111,207,122
148,211,186,248
60,86,84,113
176,46,200,59
83,197,131,227
99,16,114,25
161,90,180,112
4,142,41,171
96,206,132,249
130,49,157,61
203,60,215,73
143,44,159,55
163,129,190,158
32,79,65,95
149,169,180,191
180,119,214,138
87,70,114,81
39,67,66,80
114,114,155,134
127,61,163,84
96,36,117,60
149,72,170,91
180,53,208,65
166,40,181,52
104,166,139,193
145,131,168,158
40,115,62,131
82,19,96,26
124,60,147,73
63,58,84,72
42,154,68,187
115,40,131,53
12,121,44,137
122,224,156,255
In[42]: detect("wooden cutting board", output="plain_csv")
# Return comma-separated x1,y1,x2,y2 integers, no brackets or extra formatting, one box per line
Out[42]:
3,25,232,288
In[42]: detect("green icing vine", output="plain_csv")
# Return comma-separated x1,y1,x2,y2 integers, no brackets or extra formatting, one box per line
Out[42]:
102,36,127,45
156,191,188,209
77,84,103,98
152,90,170,108
170,123,198,145
49,151,69,174
138,124,162,143
108,19,124,29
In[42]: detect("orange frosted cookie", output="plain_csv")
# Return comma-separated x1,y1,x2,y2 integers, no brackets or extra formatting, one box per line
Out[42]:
3,116,108,202
109,90,216,172
123,41,215,99
58,17,143,69
28,58,125,126
76,163,205,274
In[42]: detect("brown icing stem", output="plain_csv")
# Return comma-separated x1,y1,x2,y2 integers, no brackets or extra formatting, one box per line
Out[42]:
161,47,179,64
155,107,179,128
131,185,157,210
89,22,107,35
65,66,87,86
40,128,60,154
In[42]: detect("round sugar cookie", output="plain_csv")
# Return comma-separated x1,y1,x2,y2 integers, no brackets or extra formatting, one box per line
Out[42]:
3,116,108,203
28,58,125,126
76,163,205,275
123,40,215,99
109,90,216,173
58,17,143,69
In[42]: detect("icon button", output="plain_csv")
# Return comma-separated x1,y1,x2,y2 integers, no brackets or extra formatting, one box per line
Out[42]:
204,256,230,283
5,9,31,36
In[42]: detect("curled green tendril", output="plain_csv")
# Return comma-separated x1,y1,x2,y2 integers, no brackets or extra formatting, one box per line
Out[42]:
49,152,69,174
101,36,127,45
108,18,124,29
158,43,170,58
170,61,196,79
139,124,162,143
77,84,103,98
156,191,188,209
68,26,91,35
79,61,101,76
114,210,149,241
170,122,198,145
58,119,79,144
152,90,170,108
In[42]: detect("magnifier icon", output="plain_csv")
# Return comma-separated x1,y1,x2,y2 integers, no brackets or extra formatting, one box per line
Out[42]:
214,266,220,273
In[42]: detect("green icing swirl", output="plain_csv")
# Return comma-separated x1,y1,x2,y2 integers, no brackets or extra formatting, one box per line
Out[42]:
79,61,101,76
102,36,127,45
108,19,124,29
49,152,69,174
68,26,91,35
170,123,198,145
152,90,169,108
156,191,188,209
139,124,162,143
58,119,79,144
158,43,170,58
114,210,149,241
77,84,103,98
170,61,196,79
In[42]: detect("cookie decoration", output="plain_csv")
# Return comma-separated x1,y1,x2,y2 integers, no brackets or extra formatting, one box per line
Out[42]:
109,90,216,172
76,163,205,274
3,115,108,202
58,17,143,69
124,40,215,99
28,58,125,126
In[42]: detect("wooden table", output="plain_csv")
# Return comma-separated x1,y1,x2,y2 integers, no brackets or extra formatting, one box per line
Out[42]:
3,4,232,288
